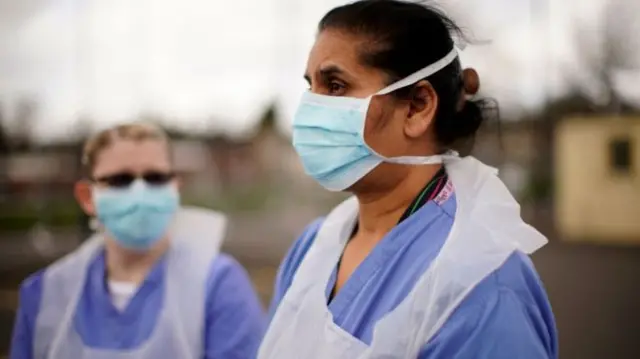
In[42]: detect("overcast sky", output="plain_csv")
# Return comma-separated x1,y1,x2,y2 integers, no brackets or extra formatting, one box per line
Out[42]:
0,0,638,141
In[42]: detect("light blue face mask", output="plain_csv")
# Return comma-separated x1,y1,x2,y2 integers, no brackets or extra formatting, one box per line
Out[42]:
93,180,179,251
292,48,460,192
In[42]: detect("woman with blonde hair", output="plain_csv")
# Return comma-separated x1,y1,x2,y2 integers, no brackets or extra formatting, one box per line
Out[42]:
11,123,265,359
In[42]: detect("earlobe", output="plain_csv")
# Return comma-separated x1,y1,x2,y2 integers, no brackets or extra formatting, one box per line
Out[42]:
74,181,96,216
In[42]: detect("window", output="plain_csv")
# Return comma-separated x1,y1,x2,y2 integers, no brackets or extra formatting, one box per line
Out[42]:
609,137,633,174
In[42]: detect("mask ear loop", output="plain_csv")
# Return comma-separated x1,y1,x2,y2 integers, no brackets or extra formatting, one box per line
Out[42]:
361,47,462,162
376,47,460,96
359,45,461,128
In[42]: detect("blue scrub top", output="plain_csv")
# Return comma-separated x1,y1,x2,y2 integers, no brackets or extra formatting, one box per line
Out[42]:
10,252,265,359
269,194,558,358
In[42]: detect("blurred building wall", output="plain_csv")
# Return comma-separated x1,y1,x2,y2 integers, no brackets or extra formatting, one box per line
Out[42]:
472,120,537,198
555,116,640,243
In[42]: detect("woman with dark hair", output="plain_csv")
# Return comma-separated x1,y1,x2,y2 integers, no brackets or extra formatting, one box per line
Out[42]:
260,1,557,358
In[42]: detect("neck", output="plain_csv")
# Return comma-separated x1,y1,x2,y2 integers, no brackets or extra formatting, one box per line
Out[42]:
355,165,441,240
104,236,169,285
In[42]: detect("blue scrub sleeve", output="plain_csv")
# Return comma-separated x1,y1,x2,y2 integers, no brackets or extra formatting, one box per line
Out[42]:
419,286,556,359
204,254,267,359
10,271,44,359
267,218,323,321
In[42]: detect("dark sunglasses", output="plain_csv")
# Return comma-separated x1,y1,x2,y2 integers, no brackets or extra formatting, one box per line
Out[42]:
93,171,176,188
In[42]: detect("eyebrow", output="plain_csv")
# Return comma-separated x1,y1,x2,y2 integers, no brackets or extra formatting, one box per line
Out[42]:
303,65,348,84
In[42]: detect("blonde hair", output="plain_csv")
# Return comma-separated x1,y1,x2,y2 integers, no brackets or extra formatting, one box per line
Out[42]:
82,122,171,175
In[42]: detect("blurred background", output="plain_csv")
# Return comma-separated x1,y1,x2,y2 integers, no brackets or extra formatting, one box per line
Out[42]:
0,0,639,358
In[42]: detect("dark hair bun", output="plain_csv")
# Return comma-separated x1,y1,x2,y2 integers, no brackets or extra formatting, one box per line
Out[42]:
436,99,484,147
462,68,480,95
454,100,484,139
319,0,498,152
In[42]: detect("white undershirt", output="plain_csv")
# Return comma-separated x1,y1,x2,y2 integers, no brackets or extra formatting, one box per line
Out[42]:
108,280,139,311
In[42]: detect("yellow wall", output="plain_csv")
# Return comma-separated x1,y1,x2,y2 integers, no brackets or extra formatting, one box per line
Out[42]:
555,117,640,243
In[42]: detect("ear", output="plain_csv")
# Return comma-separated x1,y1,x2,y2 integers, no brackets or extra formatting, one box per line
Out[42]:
404,80,438,139
74,180,96,216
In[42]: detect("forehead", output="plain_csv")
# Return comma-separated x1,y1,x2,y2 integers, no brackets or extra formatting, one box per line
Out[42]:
306,30,383,81
92,139,171,176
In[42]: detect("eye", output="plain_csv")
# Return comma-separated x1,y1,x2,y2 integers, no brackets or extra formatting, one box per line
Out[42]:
328,81,346,95
143,171,176,186
95,173,136,188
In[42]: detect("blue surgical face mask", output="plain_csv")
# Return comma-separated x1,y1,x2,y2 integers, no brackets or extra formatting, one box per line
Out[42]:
292,48,460,192
93,180,179,251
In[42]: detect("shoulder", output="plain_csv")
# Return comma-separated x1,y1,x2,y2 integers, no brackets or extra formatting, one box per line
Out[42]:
17,247,104,316
423,252,558,358
276,218,325,289
10,270,46,359
202,254,266,359
207,253,245,278
467,251,556,335
475,251,555,323
204,252,265,328
17,242,108,310
20,269,45,294
266,217,324,315
281,217,325,269
468,251,555,329
18,269,45,312
205,253,257,297
13,270,45,335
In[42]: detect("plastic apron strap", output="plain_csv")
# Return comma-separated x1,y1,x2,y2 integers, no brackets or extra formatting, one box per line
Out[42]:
35,235,104,359
258,197,360,359
165,206,228,357
407,157,548,355
359,156,548,358
36,207,228,359
283,196,358,297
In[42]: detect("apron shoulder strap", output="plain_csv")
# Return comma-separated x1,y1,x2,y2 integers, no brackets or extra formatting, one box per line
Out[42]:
362,157,548,358
286,196,358,297
34,235,103,359
165,207,228,357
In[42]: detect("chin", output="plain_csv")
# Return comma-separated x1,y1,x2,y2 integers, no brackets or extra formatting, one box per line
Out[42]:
106,237,160,254
346,179,375,194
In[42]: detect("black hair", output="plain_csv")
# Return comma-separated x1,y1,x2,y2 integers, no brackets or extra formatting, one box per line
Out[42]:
319,0,496,150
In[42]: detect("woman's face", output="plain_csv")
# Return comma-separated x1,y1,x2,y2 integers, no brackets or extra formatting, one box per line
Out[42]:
304,29,439,191
75,139,176,216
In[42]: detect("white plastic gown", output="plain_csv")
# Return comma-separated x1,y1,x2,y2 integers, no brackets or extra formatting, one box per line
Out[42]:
33,207,227,359
258,156,548,359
